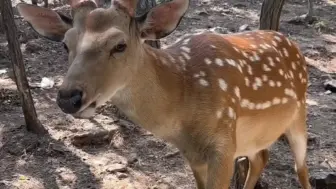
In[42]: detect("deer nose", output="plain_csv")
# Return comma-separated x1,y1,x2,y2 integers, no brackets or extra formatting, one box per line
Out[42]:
56,89,83,114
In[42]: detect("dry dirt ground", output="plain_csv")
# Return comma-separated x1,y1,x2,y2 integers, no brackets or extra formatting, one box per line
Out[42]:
1,0,336,189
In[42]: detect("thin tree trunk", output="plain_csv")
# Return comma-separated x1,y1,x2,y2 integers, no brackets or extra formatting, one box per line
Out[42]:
259,0,285,30
1,0,47,135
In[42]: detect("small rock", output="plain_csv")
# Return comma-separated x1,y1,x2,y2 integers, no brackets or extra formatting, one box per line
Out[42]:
106,163,127,173
310,172,336,188
0,69,7,74
116,172,128,179
307,132,320,148
200,0,210,5
209,27,230,34
239,24,250,32
64,114,75,122
324,79,336,93
40,77,55,89
306,99,318,106
233,3,247,8
197,9,209,16
127,153,138,164
25,40,43,53
325,90,332,95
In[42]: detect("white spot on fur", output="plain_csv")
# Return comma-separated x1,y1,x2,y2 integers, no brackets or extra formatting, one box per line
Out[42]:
226,59,236,67
253,52,260,61
252,84,258,90
218,78,227,91
247,65,253,75
260,44,268,50
291,62,297,70
269,80,275,87
272,97,281,105
285,88,297,99
215,58,224,66
279,69,284,75
275,57,280,62
297,101,301,107
242,52,249,58
237,64,243,73
262,75,268,81
247,102,256,110
255,77,262,87
245,77,250,86
274,36,282,42
283,48,289,57
286,38,292,46
228,107,236,119
276,81,282,87
296,53,300,58
233,47,240,52
234,87,241,99
262,101,272,109
250,44,257,49
263,64,271,71
281,97,289,104
255,103,262,109
272,40,278,47
204,58,212,65
241,99,249,108
199,78,209,86
268,57,275,67
289,71,294,79
216,110,223,119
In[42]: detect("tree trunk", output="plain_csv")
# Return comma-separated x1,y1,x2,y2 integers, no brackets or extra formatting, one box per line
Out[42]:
259,0,285,30
1,0,48,135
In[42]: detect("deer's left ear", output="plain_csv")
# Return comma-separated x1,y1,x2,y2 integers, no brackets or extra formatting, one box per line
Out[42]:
137,0,189,40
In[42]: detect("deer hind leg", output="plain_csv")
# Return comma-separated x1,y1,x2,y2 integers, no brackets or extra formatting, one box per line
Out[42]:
285,110,312,189
243,149,269,189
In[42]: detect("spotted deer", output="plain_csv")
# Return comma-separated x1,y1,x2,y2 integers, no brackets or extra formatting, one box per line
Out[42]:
17,0,311,188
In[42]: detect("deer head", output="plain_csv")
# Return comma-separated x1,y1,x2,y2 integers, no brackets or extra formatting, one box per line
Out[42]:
17,0,189,118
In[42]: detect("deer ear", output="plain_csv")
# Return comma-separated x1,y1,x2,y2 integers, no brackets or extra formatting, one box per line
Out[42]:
17,3,72,42
137,0,189,40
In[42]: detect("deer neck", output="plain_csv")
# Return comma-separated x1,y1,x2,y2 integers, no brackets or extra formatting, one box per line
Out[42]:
111,45,185,138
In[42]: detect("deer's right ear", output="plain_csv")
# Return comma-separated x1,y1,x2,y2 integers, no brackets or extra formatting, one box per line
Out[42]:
17,3,72,42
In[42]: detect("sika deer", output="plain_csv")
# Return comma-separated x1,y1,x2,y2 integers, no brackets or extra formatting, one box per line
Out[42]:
17,0,311,188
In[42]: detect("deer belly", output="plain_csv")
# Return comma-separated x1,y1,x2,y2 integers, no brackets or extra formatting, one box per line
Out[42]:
234,103,299,158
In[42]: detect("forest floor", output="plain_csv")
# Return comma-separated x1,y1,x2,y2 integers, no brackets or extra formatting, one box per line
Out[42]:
0,0,335,188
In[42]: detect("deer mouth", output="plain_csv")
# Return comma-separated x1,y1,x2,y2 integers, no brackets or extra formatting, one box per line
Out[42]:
72,101,97,119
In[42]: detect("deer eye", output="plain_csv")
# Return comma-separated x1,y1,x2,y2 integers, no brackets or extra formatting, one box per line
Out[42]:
63,42,69,53
112,43,127,55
